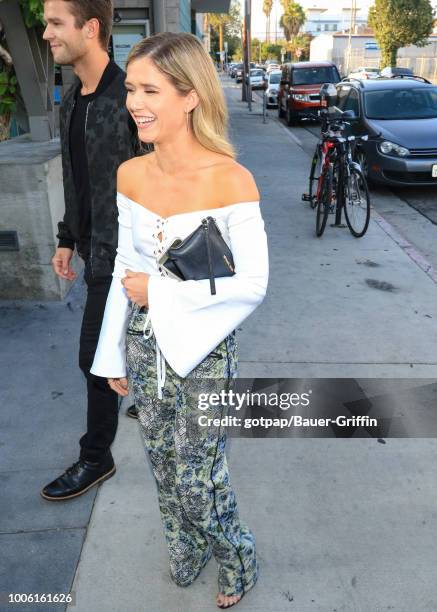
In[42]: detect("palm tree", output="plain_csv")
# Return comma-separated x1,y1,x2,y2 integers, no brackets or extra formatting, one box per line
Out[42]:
208,13,231,71
263,0,273,43
280,2,306,42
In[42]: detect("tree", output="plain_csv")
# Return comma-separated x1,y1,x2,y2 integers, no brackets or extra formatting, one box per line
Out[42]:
0,18,17,141
208,0,242,69
263,0,273,43
0,0,44,141
368,0,435,69
279,2,306,42
286,33,313,61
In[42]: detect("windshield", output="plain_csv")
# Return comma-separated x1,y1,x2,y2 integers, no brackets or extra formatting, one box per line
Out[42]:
269,73,281,84
292,66,339,85
365,87,437,120
251,70,264,77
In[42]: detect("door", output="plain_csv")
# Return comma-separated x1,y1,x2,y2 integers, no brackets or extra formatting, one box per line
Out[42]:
112,26,147,71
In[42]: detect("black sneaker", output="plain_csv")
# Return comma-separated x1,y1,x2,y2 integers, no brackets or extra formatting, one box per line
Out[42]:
40,455,115,501
126,404,138,419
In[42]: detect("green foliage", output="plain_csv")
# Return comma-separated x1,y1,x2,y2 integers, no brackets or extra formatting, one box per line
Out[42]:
0,72,18,115
20,0,45,28
209,1,242,60
286,33,312,61
280,1,306,41
368,0,435,68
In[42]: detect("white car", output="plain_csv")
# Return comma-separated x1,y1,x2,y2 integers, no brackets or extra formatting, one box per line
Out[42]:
249,69,266,90
265,70,281,107
348,66,380,80
266,63,280,74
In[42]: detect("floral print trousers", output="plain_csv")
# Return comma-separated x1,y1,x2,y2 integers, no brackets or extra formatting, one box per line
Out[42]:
126,306,258,597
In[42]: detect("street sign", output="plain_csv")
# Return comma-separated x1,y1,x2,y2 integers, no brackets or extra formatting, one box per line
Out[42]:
365,42,379,51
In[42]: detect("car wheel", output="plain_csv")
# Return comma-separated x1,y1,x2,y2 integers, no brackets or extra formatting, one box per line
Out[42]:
287,106,297,126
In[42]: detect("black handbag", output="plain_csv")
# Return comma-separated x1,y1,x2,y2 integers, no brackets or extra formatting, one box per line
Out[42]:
158,216,235,295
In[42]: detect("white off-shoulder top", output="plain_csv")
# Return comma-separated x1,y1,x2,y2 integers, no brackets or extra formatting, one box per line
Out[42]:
90,192,269,397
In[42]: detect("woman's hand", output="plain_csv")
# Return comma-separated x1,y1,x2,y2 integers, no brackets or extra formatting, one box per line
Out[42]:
108,377,129,396
121,270,149,307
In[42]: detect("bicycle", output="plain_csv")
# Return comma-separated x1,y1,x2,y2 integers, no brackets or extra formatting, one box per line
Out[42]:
304,110,371,238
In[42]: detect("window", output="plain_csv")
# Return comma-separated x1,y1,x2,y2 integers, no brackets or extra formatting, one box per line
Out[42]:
292,66,340,85
336,86,351,110
344,89,359,115
364,87,437,119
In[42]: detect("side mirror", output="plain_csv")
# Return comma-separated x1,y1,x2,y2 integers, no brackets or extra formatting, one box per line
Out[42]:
342,109,357,119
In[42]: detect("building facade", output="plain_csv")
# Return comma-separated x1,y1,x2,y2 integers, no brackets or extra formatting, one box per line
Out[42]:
303,7,368,38
110,0,230,69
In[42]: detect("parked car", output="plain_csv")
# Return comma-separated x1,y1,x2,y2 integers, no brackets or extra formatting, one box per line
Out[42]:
348,66,380,80
277,61,341,125
334,76,437,186
235,62,256,83
234,63,244,82
265,70,281,107
230,63,244,78
266,63,280,74
379,66,414,78
249,68,266,89
227,62,238,76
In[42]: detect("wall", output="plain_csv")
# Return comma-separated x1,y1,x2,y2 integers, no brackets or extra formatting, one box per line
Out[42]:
0,138,81,300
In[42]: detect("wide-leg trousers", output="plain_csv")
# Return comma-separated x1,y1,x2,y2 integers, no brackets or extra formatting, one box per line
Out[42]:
126,305,258,597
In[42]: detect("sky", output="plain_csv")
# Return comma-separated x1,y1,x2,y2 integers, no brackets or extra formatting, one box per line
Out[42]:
238,0,437,40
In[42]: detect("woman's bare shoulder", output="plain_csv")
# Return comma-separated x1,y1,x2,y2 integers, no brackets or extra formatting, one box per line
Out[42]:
212,159,260,206
117,154,154,196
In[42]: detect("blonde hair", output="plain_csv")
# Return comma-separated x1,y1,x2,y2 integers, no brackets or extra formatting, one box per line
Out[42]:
126,32,236,159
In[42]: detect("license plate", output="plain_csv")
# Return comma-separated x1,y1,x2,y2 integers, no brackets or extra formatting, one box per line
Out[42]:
432,164,437,177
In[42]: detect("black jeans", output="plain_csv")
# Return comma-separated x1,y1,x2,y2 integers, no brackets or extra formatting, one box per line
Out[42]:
78,264,119,462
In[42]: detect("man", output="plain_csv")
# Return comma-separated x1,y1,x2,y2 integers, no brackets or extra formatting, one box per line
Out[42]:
41,0,140,501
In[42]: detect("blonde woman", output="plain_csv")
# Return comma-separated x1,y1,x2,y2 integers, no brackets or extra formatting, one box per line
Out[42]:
91,32,269,609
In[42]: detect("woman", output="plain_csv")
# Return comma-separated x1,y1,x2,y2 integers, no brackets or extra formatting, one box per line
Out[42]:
91,32,269,609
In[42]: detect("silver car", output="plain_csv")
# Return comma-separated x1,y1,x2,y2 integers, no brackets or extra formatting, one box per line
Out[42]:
265,70,281,107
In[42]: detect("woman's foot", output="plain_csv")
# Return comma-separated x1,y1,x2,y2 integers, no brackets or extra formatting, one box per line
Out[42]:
216,592,243,608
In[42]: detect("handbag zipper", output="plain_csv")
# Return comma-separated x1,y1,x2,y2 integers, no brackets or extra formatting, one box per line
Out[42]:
202,217,216,295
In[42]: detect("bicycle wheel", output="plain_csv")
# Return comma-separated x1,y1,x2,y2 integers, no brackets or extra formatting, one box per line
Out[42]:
343,167,371,238
316,165,332,237
309,146,322,209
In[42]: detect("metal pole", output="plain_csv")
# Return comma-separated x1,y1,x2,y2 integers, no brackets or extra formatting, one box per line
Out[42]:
246,0,252,111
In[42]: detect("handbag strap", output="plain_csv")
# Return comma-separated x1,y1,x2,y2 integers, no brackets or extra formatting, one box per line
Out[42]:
202,217,216,295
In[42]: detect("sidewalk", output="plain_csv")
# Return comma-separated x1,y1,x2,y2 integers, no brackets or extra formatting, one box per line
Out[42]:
1,78,437,612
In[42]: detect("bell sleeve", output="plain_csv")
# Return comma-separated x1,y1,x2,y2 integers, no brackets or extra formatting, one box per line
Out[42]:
147,202,269,377
90,195,145,378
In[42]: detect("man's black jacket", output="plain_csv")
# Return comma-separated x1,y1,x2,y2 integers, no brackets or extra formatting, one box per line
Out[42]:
57,61,140,277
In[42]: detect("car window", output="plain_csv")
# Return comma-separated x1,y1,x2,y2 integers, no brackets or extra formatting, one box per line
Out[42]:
344,89,359,115
251,70,264,76
269,73,281,84
364,87,437,119
336,86,351,110
292,66,339,85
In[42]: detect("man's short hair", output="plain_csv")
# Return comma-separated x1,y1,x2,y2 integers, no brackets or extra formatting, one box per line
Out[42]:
46,0,114,49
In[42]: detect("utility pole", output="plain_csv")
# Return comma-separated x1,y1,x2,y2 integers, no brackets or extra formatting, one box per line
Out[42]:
346,0,357,75
242,0,252,111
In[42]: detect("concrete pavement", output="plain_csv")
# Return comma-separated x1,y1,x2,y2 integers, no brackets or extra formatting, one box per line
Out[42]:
1,76,437,612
